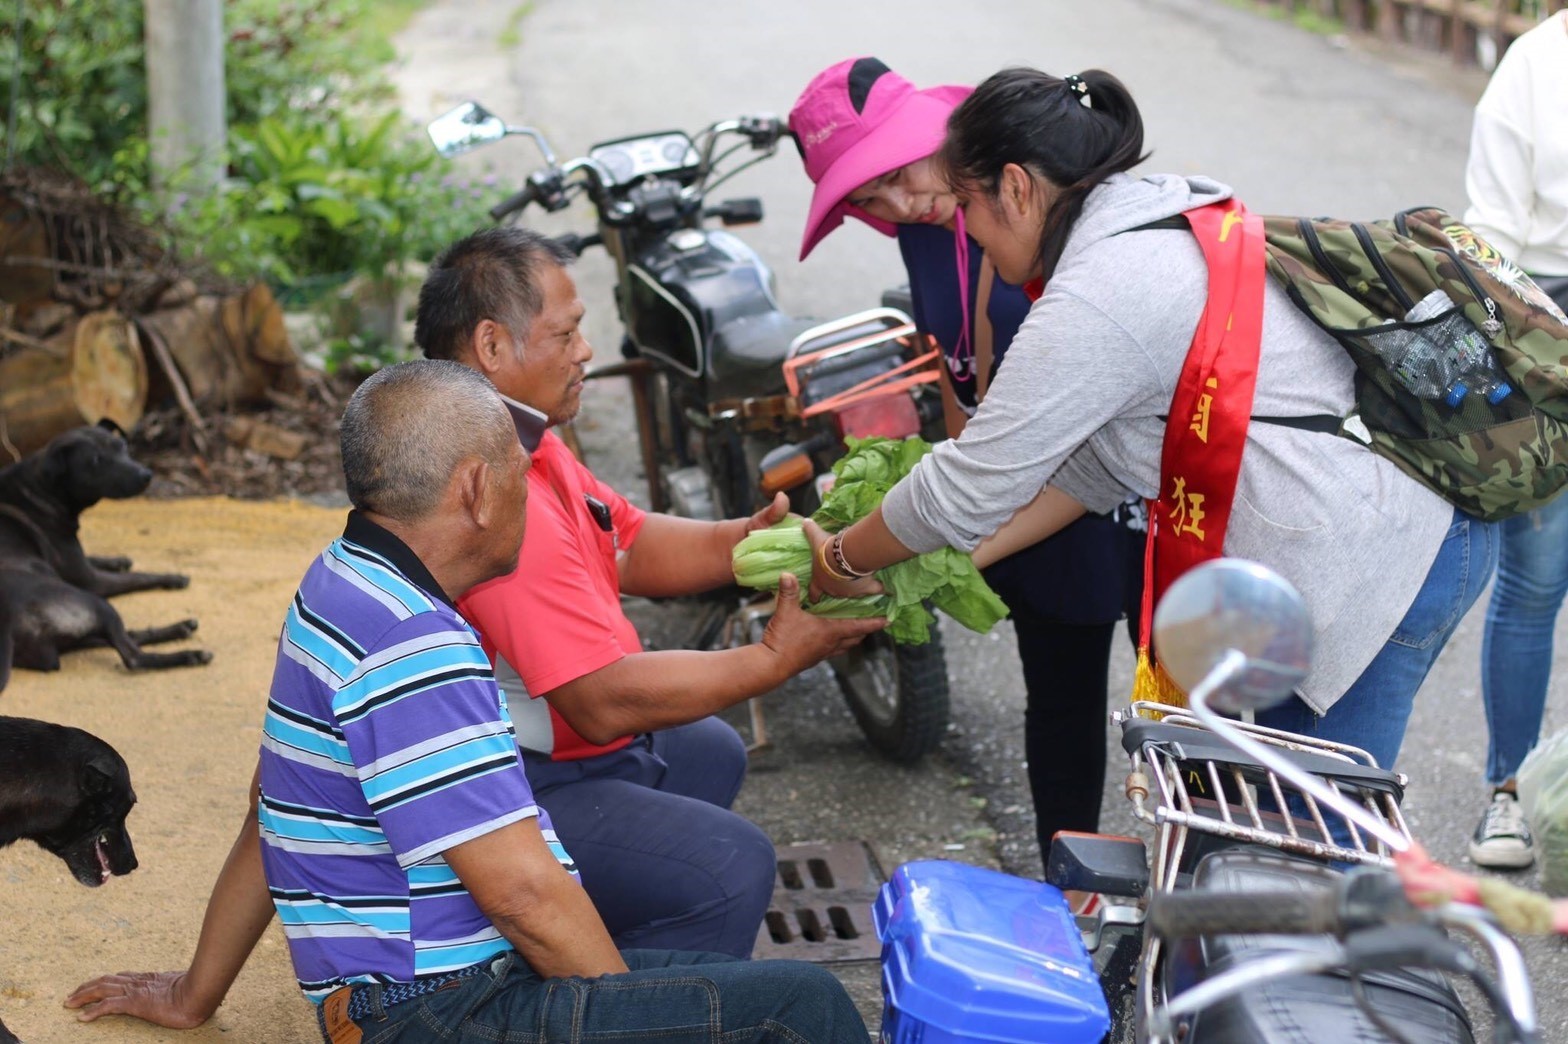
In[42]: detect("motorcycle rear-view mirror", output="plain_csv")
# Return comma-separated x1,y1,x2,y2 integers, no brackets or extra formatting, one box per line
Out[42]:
428,101,507,158
1152,558,1311,715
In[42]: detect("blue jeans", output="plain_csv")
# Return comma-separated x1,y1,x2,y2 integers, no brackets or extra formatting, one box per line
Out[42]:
522,717,775,958
327,950,867,1043
1256,507,1498,772
1481,493,1568,784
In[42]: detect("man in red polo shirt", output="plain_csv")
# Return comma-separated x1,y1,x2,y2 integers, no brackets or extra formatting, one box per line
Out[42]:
413,227,884,958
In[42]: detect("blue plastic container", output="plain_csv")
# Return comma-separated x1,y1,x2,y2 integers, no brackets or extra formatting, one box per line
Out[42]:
874,860,1110,1044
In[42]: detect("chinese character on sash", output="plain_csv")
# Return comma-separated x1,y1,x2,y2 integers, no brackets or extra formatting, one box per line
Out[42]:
1189,376,1218,443
1168,476,1208,540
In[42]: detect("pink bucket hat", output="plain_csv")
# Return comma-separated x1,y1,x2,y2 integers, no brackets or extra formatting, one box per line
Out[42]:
789,58,971,260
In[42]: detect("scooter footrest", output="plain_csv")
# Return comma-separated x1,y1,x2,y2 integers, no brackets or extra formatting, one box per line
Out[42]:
1046,831,1150,897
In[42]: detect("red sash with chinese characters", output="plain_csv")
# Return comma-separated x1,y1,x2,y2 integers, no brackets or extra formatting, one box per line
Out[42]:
1136,199,1267,705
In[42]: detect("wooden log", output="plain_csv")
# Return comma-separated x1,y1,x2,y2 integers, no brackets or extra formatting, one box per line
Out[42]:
0,195,54,306
138,282,299,408
0,311,146,458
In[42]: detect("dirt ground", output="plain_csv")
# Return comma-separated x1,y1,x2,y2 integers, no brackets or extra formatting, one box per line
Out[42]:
0,497,344,1043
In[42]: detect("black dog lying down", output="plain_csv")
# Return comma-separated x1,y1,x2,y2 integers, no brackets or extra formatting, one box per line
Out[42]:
0,714,137,1044
0,422,211,692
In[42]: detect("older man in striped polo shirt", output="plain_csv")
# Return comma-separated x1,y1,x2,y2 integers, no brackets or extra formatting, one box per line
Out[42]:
66,359,868,1040
258,360,867,1040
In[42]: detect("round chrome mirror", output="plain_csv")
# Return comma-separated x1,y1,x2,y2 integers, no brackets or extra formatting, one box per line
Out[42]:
427,101,507,158
1152,559,1312,714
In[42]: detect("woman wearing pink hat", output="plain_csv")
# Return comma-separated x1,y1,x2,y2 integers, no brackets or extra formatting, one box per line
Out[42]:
798,65,1494,786
790,58,1143,885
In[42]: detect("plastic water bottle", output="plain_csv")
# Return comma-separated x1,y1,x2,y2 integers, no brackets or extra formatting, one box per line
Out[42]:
1440,306,1514,407
1372,289,1514,407
1400,289,1515,407
1369,308,1462,401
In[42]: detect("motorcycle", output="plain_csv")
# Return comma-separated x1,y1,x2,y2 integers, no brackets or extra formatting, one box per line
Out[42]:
878,559,1537,1042
426,101,952,762
1053,559,1538,1043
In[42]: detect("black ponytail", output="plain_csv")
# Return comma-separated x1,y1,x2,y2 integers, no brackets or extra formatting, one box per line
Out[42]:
939,67,1149,284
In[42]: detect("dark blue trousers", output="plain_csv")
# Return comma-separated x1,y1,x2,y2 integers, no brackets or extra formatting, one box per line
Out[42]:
326,949,866,1043
521,717,775,959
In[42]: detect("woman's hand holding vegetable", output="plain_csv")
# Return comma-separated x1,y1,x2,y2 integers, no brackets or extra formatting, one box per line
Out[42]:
731,438,1009,643
802,517,887,601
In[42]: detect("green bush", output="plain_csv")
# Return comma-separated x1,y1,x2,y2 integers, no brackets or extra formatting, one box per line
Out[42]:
182,110,491,287
1,0,495,302
0,0,146,187
0,0,400,190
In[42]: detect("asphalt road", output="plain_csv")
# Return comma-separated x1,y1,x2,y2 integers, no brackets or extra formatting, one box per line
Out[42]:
394,2,1566,1040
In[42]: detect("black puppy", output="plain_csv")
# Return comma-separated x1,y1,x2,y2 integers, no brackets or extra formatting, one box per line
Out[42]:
0,422,211,692
0,715,137,885
0,715,137,1044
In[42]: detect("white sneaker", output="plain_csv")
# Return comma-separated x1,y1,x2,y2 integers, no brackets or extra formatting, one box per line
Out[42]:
1468,790,1534,870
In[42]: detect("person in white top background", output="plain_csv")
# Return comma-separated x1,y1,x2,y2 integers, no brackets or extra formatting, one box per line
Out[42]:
1461,8,1568,872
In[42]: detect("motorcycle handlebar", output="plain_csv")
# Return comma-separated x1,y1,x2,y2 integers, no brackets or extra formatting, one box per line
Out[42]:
1147,888,1342,938
487,115,780,226
489,184,536,222
1148,865,1420,939
737,114,786,149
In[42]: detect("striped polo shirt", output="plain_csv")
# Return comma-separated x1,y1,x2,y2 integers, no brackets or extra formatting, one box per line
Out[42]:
258,512,577,1003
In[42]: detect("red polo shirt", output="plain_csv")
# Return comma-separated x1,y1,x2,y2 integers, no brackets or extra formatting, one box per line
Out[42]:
459,430,647,761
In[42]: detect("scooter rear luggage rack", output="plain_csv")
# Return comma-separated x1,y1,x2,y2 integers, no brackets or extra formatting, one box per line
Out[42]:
1121,701,1413,868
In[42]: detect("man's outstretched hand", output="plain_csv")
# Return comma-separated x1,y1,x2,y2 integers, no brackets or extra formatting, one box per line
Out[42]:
744,491,792,534
64,970,212,1029
762,571,885,676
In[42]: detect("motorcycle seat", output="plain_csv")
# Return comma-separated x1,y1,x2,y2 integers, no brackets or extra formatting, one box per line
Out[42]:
1164,849,1473,1044
1121,717,1405,801
708,313,820,400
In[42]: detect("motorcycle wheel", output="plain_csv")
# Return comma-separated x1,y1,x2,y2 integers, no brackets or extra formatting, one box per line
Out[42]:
830,628,950,763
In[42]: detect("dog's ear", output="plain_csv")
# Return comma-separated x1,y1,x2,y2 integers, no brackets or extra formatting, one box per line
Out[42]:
38,436,77,486
82,753,124,795
96,418,127,438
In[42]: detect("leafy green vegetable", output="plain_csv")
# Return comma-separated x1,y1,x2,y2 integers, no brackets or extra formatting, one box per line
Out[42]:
812,436,933,531
731,518,886,620
731,518,813,590
729,436,1009,644
815,436,1008,643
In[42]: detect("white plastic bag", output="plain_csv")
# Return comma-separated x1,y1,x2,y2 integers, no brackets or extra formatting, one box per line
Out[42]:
1516,726,1568,895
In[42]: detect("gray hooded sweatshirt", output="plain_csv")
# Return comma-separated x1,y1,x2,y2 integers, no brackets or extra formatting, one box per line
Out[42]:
881,173,1453,713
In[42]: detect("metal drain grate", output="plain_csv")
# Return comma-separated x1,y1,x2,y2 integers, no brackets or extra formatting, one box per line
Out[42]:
753,841,885,962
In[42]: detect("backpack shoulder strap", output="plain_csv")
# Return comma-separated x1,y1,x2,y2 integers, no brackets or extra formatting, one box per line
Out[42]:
1120,216,1191,235
1128,212,1345,438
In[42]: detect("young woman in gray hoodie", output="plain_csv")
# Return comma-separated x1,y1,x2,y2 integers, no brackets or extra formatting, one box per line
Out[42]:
803,66,1496,775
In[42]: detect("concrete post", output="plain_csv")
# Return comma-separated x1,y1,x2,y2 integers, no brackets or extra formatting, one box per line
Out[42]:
143,0,226,194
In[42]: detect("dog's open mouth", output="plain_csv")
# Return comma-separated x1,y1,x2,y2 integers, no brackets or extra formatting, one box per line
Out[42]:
95,833,111,883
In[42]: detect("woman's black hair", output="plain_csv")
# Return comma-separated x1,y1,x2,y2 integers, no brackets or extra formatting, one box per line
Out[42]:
939,67,1149,284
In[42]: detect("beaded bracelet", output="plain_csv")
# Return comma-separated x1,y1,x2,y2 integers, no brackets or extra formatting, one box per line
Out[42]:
815,538,854,583
830,532,873,580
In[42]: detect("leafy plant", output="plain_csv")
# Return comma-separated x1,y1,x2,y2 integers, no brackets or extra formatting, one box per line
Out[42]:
320,330,416,378
0,0,146,186
0,0,417,192
731,437,1010,644
179,109,491,287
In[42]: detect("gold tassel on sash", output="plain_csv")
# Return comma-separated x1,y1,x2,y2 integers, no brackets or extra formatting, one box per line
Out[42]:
1131,505,1188,714
1132,644,1187,711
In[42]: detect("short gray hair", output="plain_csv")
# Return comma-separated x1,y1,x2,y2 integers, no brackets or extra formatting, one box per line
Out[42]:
340,359,514,522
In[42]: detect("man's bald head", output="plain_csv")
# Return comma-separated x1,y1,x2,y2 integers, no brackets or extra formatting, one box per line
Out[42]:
340,359,515,523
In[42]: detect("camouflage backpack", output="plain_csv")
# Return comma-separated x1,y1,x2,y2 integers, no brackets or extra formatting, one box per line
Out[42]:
1259,207,1568,522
